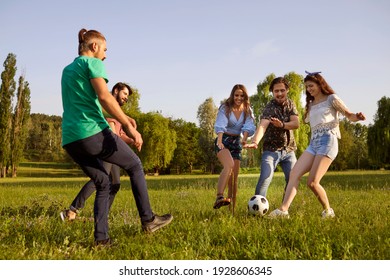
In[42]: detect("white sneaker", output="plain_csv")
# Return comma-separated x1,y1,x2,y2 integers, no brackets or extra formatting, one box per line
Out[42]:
60,209,77,222
268,209,290,219
321,208,335,219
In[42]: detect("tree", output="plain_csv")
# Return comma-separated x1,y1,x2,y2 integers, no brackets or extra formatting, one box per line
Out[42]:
0,53,17,177
248,74,275,168
10,75,31,177
121,85,141,118
284,72,310,156
250,74,275,120
348,122,369,169
136,112,177,174
332,120,355,170
168,118,201,174
332,120,369,170
24,114,66,162
197,97,218,173
367,96,390,168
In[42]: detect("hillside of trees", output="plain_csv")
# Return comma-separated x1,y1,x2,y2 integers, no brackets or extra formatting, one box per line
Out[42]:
1,53,389,177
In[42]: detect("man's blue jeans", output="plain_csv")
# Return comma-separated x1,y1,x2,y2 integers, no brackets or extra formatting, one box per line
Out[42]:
255,149,297,197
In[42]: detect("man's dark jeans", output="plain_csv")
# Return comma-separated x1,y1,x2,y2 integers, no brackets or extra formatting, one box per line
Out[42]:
64,128,153,241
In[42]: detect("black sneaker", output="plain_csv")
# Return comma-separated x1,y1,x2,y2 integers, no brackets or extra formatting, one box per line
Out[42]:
94,238,112,247
213,196,231,209
142,214,173,233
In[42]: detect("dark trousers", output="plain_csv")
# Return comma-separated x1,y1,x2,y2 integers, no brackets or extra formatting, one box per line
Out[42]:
63,128,153,241
70,180,121,213
70,163,121,212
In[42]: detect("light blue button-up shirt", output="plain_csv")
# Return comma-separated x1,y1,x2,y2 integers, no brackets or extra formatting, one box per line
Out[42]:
214,105,256,136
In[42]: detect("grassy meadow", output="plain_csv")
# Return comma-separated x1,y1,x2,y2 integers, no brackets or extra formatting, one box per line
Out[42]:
0,165,389,260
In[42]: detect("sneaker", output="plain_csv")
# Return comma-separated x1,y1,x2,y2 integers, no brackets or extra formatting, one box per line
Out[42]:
213,196,231,209
60,209,77,222
321,208,335,219
94,238,112,247
268,209,290,219
142,214,173,233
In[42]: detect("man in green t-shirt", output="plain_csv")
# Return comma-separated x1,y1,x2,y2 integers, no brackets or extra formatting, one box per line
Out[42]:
61,28,172,246
61,82,135,222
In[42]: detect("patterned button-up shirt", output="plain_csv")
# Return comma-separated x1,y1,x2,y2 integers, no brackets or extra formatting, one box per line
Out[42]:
260,99,298,152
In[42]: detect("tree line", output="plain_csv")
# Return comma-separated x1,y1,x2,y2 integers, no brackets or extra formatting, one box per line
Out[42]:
1,53,389,177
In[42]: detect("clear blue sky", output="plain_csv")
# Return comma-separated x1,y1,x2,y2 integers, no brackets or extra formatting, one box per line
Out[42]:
1,0,389,126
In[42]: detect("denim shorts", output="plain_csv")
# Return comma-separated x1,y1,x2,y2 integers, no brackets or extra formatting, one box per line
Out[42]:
306,132,338,160
214,134,242,160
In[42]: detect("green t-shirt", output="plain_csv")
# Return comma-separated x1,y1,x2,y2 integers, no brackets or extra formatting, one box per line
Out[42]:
61,56,110,146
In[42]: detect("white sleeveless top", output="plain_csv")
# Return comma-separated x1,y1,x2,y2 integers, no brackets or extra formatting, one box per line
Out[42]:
305,94,349,139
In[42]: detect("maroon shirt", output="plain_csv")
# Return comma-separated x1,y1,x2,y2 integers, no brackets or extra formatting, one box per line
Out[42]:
106,117,134,145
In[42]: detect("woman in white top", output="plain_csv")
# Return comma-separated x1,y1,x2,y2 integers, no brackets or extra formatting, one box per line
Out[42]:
269,71,366,218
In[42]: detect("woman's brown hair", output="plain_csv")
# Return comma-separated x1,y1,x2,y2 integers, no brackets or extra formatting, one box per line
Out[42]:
303,73,335,120
223,84,253,121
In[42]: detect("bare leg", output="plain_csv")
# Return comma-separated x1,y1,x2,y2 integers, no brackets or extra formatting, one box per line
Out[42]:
306,155,333,210
228,159,240,214
227,174,233,201
280,152,314,211
216,149,234,196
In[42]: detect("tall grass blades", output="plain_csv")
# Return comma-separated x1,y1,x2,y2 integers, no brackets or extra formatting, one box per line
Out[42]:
0,171,389,260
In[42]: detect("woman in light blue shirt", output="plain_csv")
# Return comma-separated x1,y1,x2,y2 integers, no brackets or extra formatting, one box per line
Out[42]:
213,84,256,212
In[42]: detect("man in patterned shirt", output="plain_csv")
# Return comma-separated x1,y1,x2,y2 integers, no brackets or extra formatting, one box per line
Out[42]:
244,77,299,199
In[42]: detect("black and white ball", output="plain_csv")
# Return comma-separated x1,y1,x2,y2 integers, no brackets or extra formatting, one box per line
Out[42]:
248,195,269,216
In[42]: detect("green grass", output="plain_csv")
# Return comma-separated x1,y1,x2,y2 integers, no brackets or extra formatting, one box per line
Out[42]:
17,162,84,178
0,170,389,260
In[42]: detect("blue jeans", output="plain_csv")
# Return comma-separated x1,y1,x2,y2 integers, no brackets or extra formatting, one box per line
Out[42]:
63,128,153,241
255,150,297,197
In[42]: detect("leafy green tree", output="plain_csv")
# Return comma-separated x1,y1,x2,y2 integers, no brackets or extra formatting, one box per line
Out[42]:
284,72,310,156
136,112,177,174
197,97,218,173
332,120,369,170
250,74,275,120
168,118,201,174
335,122,369,169
248,74,275,168
349,122,369,169
121,85,141,119
10,75,31,177
25,114,66,162
0,53,17,177
333,120,355,170
367,96,390,168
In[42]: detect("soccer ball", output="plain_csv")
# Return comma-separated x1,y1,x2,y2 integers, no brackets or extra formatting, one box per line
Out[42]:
248,195,269,216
